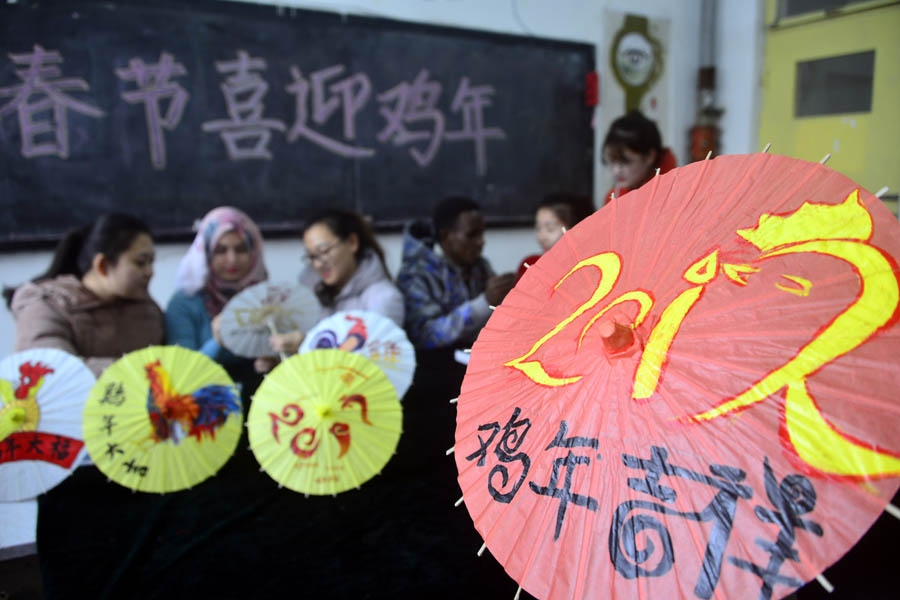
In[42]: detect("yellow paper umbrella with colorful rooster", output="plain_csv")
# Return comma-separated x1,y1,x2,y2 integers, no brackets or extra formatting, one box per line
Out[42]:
0,348,94,501
83,346,242,493
248,349,402,495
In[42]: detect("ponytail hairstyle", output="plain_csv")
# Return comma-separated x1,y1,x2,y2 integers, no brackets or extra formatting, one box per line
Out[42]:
3,213,150,308
601,110,664,165
303,209,388,276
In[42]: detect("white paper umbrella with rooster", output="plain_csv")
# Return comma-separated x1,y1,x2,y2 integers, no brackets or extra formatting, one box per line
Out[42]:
0,348,94,501
300,310,416,399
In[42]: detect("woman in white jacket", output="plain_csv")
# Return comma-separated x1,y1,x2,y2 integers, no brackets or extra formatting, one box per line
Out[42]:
265,209,403,359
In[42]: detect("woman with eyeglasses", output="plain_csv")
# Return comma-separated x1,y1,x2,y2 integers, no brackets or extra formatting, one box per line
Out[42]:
265,209,403,358
164,207,268,377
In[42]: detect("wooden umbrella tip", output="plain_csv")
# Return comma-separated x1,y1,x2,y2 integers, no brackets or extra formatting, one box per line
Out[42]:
598,318,638,357
815,573,834,593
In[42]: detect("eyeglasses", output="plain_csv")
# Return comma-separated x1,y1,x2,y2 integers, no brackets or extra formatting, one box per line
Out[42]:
303,240,342,266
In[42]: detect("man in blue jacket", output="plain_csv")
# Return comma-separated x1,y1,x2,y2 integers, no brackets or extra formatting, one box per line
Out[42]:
398,196,516,350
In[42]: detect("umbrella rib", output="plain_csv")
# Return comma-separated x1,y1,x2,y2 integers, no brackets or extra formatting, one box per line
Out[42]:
646,384,754,600
661,339,900,419
674,326,880,341
771,159,828,216
660,154,771,284
623,167,663,285
456,378,548,438
484,441,565,600
571,386,611,600
649,370,885,598
642,160,709,291
678,263,879,328
607,175,619,255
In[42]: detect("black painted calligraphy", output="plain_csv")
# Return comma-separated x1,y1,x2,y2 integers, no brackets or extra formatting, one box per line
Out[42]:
728,457,823,600
528,420,601,540
464,407,532,503
609,446,754,599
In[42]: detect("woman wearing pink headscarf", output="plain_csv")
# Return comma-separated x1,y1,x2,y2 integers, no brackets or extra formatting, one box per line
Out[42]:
165,207,267,368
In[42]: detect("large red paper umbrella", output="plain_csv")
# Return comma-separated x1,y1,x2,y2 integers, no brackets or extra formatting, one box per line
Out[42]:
454,153,900,600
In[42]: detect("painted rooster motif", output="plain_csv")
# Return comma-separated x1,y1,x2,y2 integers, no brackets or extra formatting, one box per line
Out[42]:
0,362,54,440
144,360,239,444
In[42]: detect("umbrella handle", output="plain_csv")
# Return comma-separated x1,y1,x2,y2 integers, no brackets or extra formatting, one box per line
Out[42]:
266,317,288,362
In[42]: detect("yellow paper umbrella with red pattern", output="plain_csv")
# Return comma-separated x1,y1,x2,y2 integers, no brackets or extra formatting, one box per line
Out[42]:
455,153,900,599
248,349,402,495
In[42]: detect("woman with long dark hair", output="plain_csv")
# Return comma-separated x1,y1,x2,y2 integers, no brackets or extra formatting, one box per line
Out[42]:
7,213,164,376
266,209,403,358
601,110,677,205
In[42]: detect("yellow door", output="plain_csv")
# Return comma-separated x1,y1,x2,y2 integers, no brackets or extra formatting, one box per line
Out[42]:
759,0,900,213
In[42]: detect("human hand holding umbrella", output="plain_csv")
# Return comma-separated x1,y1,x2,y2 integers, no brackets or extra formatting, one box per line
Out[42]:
219,281,320,358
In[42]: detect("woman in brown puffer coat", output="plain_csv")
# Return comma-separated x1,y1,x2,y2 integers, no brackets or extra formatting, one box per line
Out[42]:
6,213,164,377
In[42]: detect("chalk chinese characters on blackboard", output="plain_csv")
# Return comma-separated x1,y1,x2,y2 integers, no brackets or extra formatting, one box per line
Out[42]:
0,0,593,245
2,45,505,174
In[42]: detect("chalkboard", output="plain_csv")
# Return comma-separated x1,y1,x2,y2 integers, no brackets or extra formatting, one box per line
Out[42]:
0,0,595,247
